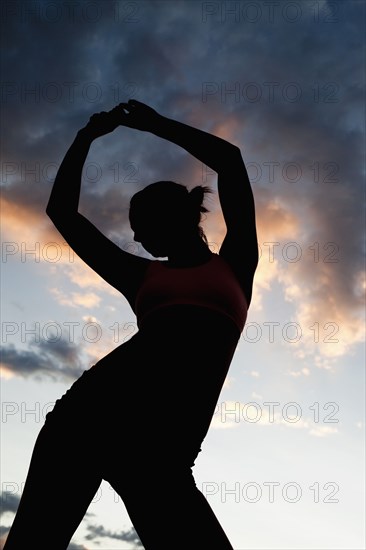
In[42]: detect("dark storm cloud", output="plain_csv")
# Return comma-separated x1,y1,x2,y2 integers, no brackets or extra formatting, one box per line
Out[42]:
1,0,210,242
1,337,85,381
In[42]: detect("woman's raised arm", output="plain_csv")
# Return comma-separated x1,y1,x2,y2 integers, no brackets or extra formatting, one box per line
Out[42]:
46,109,124,218
151,107,258,305
45,109,152,306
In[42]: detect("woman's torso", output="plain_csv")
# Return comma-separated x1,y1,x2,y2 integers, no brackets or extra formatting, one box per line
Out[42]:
96,253,247,395
134,252,248,336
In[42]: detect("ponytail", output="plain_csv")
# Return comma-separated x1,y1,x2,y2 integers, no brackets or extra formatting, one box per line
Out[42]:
188,185,212,214
187,185,213,244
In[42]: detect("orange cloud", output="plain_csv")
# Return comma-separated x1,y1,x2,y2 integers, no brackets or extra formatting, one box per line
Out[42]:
49,288,102,309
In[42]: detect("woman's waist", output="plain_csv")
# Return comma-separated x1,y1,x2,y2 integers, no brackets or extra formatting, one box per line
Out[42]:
136,303,242,340
137,298,246,333
93,305,240,375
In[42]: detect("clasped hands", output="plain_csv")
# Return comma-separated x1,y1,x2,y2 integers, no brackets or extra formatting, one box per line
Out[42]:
80,99,162,139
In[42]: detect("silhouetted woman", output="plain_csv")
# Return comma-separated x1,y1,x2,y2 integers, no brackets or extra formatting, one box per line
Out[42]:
4,99,258,550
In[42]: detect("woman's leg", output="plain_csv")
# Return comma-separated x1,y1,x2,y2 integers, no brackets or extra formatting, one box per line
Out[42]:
3,422,102,550
3,369,104,550
103,449,234,550
3,333,141,550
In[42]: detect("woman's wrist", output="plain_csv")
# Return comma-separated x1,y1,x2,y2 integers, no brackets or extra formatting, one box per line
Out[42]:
150,115,173,137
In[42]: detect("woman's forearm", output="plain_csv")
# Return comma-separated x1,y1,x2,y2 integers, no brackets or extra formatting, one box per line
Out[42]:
46,129,94,218
151,116,239,173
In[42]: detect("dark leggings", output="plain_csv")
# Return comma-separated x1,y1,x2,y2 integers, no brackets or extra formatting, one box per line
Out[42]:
4,310,239,549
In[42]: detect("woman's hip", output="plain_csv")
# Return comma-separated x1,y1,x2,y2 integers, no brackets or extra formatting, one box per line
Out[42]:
42,323,237,451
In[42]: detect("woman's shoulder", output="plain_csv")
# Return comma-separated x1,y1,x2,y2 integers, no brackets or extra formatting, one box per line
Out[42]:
217,249,253,307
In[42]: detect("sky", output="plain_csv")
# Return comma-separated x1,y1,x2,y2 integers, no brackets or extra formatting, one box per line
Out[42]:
0,0,365,548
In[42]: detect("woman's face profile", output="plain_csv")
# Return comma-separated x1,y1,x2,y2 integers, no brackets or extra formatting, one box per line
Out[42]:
129,183,192,257
130,210,171,257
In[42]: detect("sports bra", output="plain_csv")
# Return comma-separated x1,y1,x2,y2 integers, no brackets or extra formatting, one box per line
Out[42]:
135,253,248,333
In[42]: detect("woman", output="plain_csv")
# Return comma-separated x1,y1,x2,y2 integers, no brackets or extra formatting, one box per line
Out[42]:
4,99,258,549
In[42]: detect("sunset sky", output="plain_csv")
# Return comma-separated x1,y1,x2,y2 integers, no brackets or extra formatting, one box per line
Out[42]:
1,0,365,549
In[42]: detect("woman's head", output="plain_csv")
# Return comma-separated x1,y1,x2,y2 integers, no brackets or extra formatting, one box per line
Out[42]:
129,181,212,257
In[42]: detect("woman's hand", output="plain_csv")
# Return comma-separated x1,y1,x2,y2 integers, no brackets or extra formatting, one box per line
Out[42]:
80,108,124,140
80,100,163,139
117,99,163,132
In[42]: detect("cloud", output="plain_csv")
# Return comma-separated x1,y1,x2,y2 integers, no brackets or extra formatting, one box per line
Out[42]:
1,184,133,266
50,287,102,309
308,425,339,438
0,492,19,548
0,336,85,381
249,184,364,363
287,367,311,377
0,492,20,517
85,522,143,548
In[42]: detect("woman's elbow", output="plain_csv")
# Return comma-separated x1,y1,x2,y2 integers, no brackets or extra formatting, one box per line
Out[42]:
46,204,55,218
45,204,61,221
